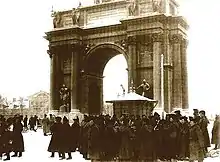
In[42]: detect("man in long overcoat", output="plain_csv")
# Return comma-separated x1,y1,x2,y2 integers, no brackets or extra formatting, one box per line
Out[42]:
211,115,220,149
47,117,63,158
11,116,24,157
178,116,189,160
199,110,211,154
188,117,205,162
42,114,50,136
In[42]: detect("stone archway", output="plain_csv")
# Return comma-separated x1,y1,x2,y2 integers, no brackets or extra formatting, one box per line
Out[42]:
45,1,189,115
81,43,127,115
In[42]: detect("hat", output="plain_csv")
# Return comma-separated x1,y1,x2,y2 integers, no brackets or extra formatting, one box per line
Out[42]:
199,110,205,115
193,109,199,112
189,116,195,122
180,116,187,121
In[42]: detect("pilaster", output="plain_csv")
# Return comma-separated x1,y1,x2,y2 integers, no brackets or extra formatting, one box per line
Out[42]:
170,34,183,110
152,33,163,109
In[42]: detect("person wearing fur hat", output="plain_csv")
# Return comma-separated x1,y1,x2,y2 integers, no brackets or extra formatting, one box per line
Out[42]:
188,117,205,162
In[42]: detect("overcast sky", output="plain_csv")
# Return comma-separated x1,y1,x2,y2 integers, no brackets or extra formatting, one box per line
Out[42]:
0,0,220,113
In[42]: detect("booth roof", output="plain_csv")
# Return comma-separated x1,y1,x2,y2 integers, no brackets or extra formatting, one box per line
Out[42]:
106,92,157,103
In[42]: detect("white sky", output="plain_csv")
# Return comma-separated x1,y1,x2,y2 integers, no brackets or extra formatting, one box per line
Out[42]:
0,0,220,113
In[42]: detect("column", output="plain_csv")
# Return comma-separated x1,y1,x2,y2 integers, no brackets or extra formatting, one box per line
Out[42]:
70,44,79,112
127,36,137,87
170,34,183,110
152,33,163,108
47,47,56,111
181,39,189,110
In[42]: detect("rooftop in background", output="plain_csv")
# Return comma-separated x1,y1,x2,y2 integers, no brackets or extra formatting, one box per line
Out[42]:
51,0,180,29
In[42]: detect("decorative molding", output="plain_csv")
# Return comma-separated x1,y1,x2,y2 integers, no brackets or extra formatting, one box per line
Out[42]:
152,33,163,42
115,39,128,50
169,34,183,44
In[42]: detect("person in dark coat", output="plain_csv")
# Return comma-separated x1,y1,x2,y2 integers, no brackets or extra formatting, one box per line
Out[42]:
47,116,63,158
188,117,205,162
87,118,100,161
79,115,90,160
29,116,36,132
211,115,220,149
11,116,24,157
118,118,130,161
199,110,211,154
178,116,189,160
1,119,13,161
139,119,155,161
23,115,28,132
59,116,72,160
71,118,80,153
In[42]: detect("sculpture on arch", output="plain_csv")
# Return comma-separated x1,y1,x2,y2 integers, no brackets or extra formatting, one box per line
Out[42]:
51,11,62,28
128,0,138,16
151,0,162,13
72,8,80,26
94,0,101,4
136,79,150,97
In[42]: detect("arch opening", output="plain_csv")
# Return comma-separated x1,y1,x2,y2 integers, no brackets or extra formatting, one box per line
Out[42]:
84,45,128,115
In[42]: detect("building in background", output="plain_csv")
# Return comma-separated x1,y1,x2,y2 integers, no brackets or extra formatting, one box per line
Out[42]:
28,90,50,116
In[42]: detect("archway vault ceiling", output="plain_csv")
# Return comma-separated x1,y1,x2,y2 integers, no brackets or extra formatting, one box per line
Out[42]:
85,47,125,75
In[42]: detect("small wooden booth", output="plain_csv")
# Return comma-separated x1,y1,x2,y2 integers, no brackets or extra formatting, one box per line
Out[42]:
106,91,158,118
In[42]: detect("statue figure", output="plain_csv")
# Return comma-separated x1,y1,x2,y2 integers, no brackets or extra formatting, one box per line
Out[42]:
128,0,138,16
59,84,70,112
120,84,126,95
72,8,80,26
51,11,62,28
136,79,150,97
94,0,101,4
152,0,162,13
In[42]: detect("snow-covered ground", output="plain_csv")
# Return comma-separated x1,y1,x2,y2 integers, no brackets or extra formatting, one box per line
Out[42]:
2,125,219,162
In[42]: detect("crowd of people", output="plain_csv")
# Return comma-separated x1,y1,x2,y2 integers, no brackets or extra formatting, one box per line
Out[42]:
0,110,219,161
44,109,220,162
0,115,24,161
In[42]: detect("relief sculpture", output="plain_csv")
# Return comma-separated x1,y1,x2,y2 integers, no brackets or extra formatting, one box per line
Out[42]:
128,0,138,16
51,11,63,28
72,8,80,26
152,0,162,13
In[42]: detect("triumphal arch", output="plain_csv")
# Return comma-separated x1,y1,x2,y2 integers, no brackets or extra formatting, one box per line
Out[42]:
45,0,189,115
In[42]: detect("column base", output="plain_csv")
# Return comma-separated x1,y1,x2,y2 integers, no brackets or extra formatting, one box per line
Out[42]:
48,109,84,123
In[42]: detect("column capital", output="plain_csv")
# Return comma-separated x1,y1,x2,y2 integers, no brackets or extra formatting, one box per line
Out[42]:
47,45,57,58
127,35,137,45
169,34,183,44
152,33,163,42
